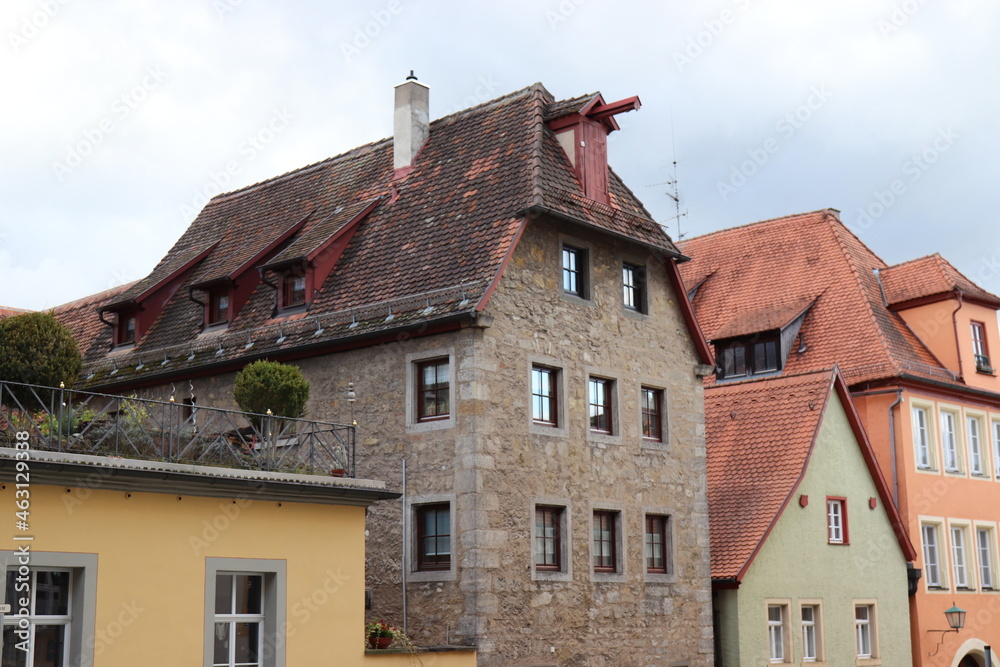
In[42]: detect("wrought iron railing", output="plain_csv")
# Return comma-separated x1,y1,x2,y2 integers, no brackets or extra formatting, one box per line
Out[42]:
0,380,355,477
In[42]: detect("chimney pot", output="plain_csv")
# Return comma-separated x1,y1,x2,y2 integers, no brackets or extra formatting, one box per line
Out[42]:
394,76,429,171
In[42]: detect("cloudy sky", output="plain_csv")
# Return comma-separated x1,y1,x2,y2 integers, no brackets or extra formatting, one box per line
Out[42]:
2,0,997,310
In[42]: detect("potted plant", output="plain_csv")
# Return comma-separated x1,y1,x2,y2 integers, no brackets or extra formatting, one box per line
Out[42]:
365,620,406,649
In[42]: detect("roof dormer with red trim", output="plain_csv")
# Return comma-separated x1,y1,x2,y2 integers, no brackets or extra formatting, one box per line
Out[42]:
547,94,641,205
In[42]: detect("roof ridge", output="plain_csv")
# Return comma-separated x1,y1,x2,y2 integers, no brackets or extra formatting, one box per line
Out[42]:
682,208,836,244
527,85,547,208
705,367,837,391
52,281,139,312
884,252,942,270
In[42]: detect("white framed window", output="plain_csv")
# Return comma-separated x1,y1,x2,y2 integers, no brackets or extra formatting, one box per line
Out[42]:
941,410,961,472
622,262,647,313
800,603,822,663
827,497,847,544
0,552,97,667
204,558,285,667
913,406,933,469
977,526,996,590
854,603,877,660
968,415,985,475
922,522,944,588
951,524,972,589
767,603,790,663
993,421,1000,478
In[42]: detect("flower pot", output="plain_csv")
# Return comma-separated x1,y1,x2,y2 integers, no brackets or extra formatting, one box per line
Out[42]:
368,636,393,649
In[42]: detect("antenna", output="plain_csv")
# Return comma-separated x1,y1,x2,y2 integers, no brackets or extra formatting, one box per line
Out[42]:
646,113,689,241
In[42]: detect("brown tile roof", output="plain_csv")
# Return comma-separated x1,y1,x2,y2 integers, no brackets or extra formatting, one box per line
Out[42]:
0,307,32,318
879,253,1000,308
50,283,135,361
56,83,682,386
679,209,954,386
706,369,915,581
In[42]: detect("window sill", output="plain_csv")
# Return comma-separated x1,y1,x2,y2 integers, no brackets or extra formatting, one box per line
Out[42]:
856,658,881,667
409,568,456,583
560,292,593,307
532,569,571,583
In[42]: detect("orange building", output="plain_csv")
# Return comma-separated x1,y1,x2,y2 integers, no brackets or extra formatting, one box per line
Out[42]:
681,210,1000,667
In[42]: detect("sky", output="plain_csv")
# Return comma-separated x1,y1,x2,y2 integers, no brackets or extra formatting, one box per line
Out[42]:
2,0,998,311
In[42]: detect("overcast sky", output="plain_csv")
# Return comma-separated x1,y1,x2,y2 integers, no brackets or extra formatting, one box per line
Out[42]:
2,0,997,311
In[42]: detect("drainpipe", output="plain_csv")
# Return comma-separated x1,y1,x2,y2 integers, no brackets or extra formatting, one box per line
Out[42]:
401,457,408,636
887,389,903,507
951,290,965,382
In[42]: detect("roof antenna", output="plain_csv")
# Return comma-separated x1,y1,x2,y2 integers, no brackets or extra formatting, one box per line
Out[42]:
665,113,689,241
406,70,418,81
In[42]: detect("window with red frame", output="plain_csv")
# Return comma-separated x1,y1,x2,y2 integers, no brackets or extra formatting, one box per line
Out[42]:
588,377,613,434
645,514,672,574
118,313,136,345
535,506,563,571
827,497,848,544
641,387,664,441
282,274,306,308
593,510,618,572
416,359,450,421
208,290,230,326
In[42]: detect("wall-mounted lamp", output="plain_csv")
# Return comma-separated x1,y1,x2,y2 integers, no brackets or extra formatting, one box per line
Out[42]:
929,604,966,656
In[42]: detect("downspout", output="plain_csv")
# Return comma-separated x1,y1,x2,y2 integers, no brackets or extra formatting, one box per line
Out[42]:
188,287,207,332
401,458,408,636
951,290,965,382
257,267,280,318
887,389,903,507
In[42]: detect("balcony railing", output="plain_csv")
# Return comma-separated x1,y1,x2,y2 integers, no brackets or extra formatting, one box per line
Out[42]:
0,380,355,477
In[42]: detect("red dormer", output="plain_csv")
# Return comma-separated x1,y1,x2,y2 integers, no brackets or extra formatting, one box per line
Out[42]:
547,94,641,205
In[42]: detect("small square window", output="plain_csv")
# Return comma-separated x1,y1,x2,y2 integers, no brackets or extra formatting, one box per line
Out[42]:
535,506,563,571
416,503,451,571
588,377,613,434
562,245,587,297
531,366,559,426
416,358,450,421
641,387,664,442
622,262,646,313
827,497,848,545
644,514,672,574
592,510,619,573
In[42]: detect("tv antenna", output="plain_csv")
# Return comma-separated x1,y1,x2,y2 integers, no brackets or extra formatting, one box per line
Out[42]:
647,115,688,240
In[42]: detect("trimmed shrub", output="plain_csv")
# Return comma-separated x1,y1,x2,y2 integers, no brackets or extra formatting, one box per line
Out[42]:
0,312,82,408
233,360,309,430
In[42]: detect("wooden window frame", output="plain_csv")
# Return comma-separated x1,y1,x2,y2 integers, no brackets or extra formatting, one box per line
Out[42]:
641,386,664,442
622,262,646,313
588,377,613,434
117,312,137,346
644,514,672,574
415,503,451,571
534,506,563,571
826,497,849,545
208,290,230,326
592,510,618,573
416,358,450,422
531,366,559,426
717,333,781,379
561,244,587,298
281,272,307,309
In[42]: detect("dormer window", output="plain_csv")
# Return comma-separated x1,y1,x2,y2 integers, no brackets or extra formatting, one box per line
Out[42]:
717,333,780,380
118,313,137,345
282,273,306,309
208,290,230,326
971,321,993,373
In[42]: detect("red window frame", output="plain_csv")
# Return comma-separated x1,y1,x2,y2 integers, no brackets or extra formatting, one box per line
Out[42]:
641,386,663,441
826,497,849,545
416,503,451,571
531,366,558,426
588,377,613,434
535,506,563,571
117,312,137,345
416,358,450,421
593,510,618,572
282,273,307,308
208,290,230,326
645,514,671,574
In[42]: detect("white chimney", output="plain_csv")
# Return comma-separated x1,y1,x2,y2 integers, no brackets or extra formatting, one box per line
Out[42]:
393,72,429,171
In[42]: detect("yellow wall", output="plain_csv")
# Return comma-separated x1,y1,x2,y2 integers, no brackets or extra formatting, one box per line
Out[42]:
0,481,473,667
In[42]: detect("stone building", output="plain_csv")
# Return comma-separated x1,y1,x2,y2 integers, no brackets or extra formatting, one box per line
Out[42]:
52,78,715,666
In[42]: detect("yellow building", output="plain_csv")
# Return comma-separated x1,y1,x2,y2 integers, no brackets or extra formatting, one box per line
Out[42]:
0,446,475,667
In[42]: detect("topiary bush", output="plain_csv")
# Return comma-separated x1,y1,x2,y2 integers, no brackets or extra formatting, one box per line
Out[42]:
0,311,82,409
233,360,309,430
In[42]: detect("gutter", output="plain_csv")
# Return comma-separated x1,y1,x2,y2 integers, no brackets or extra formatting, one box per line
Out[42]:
887,389,903,507
950,290,965,382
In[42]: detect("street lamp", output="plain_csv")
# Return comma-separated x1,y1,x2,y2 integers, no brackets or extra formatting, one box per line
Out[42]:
929,604,966,656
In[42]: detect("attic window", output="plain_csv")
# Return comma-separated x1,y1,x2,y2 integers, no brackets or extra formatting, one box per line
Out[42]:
716,334,780,380
971,321,993,373
208,290,230,326
118,313,137,346
282,273,307,309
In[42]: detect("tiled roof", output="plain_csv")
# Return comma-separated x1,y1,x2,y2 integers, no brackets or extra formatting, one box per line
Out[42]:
53,83,681,386
50,283,135,361
880,253,1000,307
679,210,954,386
706,370,832,580
0,307,32,318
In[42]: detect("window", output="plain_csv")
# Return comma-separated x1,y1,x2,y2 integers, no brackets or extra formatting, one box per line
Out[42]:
562,244,587,297
416,503,451,571
2,569,72,666
717,334,780,379
535,506,563,571
204,558,284,667
588,377,613,434
977,527,996,590
994,421,1000,478
641,387,664,442
801,604,821,662
922,523,943,588
118,312,137,345
416,359,450,422
622,262,646,312
972,321,992,371
592,511,618,572
913,406,932,469
854,604,876,659
644,514,672,574
531,366,558,426
209,290,230,326
968,416,985,475
767,604,788,663
952,525,971,589
941,411,960,472
282,273,306,308
213,573,263,667
827,497,848,544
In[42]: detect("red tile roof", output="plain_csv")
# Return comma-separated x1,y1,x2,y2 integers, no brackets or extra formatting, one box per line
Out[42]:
50,283,136,361
679,209,957,386
879,253,1000,308
54,83,690,387
706,369,915,581
0,307,32,318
